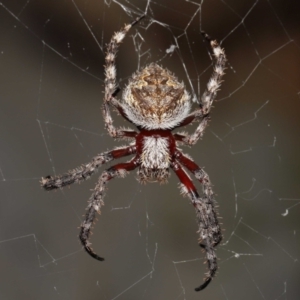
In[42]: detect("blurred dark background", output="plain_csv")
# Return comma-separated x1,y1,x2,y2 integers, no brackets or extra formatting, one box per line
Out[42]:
0,0,299,299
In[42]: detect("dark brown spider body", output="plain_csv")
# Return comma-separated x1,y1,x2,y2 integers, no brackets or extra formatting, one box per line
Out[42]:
41,16,226,292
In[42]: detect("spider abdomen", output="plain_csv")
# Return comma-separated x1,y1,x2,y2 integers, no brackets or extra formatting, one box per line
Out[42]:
122,63,191,130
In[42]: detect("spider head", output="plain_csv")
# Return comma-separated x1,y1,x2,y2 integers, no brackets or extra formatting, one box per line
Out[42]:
122,63,191,130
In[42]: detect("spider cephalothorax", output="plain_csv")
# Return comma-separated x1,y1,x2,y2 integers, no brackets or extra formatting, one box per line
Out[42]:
136,129,175,183
41,15,226,292
122,63,191,129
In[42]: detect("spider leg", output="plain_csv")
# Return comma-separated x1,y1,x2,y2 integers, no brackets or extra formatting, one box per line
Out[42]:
199,31,226,115
174,33,226,146
103,15,145,138
171,160,220,291
174,116,210,145
175,150,222,247
79,159,139,261
41,145,136,190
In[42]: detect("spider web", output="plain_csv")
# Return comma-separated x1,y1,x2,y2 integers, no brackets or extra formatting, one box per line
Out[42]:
0,0,299,299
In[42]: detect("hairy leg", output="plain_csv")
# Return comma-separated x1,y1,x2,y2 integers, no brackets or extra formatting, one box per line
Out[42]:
171,160,220,291
41,145,136,190
79,159,139,261
175,150,222,246
174,32,226,146
103,15,145,137
174,116,210,146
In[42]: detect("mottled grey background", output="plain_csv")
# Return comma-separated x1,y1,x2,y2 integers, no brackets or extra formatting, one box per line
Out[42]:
0,0,299,299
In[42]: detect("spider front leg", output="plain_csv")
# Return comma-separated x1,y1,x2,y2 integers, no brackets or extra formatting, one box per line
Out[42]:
41,145,136,190
79,159,139,261
175,150,222,247
171,161,220,291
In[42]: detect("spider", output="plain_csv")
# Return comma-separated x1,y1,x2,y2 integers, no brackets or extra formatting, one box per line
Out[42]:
41,15,226,291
